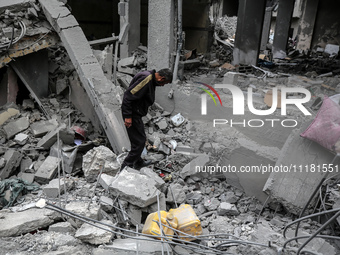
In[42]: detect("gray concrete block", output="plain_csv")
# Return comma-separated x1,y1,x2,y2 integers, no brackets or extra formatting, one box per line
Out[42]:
65,201,101,228
99,174,116,191
75,220,114,245
37,124,74,149
48,221,75,234
18,172,35,184
82,146,119,183
14,133,28,145
30,119,58,137
140,167,165,189
263,124,336,214
3,117,29,139
217,202,240,216
34,156,61,184
43,178,74,198
109,169,159,207
0,149,22,180
0,208,59,237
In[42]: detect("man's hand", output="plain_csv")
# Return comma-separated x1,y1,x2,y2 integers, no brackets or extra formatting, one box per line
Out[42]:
124,118,132,128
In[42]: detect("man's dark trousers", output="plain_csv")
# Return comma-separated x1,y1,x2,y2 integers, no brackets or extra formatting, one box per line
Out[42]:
122,116,146,168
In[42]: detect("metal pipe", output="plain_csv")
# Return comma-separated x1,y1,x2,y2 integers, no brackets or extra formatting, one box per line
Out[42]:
172,0,183,83
297,209,340,255
283,207,340,238
44,201,224,254
294,154,338,239
156,192,166,255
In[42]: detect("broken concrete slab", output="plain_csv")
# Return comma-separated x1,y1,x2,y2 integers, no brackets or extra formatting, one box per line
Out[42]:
75,219,114,245
99,173,116,191
14,133,28,145
0,149,22,180
166,183,187,204
93,237,172,255
82,145,120,183
263,124,336,214
37,124,74,149
65,201,101,228
140,167,165,189
34,156,61,184
3,116,29,139
39,0,129,154
180,154,210,179
30,118,59,137
48,221,76,234
0,208,60,237
217,202,240,216
108,168,159,207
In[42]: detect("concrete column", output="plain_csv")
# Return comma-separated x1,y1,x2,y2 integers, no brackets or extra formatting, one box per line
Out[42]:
272,0,296,59
119,0,141,58
295,0,319,52
233,0,266,66
260,7,273,51
147,0,175,70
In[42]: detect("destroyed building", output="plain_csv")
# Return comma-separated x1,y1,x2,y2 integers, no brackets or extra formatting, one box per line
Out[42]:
0,0,340,254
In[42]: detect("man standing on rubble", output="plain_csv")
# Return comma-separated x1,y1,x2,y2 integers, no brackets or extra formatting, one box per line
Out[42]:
120,68,173,170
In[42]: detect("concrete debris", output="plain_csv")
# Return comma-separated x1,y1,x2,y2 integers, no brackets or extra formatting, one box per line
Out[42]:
3,116,29,139
43,177,75,198
75,219,114,245
82,145,120,183
108,168,159,208
94,237,171,255
0,208,60,237
34,156,61,184
0,1,340,255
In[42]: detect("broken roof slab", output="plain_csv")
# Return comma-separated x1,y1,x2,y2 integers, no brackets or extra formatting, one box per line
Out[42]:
38,0,129,153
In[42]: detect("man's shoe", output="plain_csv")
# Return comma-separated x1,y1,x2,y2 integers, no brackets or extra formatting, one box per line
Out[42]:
133,159,153,170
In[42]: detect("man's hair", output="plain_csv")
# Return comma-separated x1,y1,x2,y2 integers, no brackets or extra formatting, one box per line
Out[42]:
157,68,173,82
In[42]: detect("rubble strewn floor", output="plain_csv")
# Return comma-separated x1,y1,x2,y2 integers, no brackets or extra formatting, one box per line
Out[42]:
1,1,340,255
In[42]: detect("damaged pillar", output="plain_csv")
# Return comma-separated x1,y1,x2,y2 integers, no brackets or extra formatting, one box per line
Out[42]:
119,0,141,58
147,0,175,69
295,0,319,52
260,7,273,51
0,67,18,106
233,0,266,66
272,0,296,59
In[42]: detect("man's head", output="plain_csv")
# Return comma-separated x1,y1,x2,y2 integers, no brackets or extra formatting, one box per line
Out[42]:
155,68,173,86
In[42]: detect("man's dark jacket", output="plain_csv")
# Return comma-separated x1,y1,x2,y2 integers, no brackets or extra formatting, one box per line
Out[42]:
122,70,158,119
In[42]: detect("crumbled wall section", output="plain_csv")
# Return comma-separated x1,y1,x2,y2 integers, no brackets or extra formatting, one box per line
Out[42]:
38,0,129,153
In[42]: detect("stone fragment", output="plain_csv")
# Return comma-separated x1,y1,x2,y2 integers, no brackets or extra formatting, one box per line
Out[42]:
22,99,35,110
65,201,101,228
75,220,114,245
3,117,29,139
108,169,159,207
30,119,59,137
204,198,220,211
34,156,61,184
43,178,75,198
217,202,240,216
49,221,76,234
0,149,22,180
14,133,28,145
37,124,74,149
140,167,165,189
92,237,171,255
166,183,186,204
99,173,116,191
82,146,119,183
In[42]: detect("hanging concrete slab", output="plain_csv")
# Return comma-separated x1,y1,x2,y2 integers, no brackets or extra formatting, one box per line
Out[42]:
38,0,129,153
